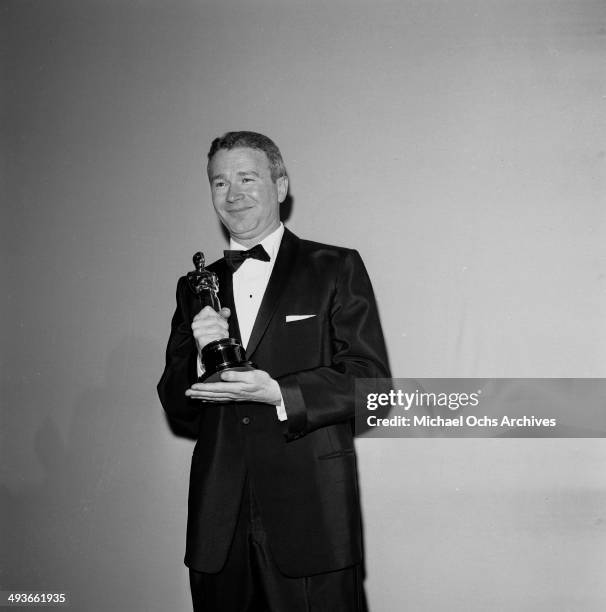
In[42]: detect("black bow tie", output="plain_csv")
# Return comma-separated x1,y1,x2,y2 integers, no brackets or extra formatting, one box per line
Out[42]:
224,244,271,272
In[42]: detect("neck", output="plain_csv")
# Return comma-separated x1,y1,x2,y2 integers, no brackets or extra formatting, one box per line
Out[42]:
231,222,280,248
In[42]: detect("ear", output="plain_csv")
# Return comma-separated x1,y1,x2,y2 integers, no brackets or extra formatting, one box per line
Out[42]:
276,176,289,203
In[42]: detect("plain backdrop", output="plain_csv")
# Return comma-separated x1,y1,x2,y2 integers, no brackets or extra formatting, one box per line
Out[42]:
2,1,605,610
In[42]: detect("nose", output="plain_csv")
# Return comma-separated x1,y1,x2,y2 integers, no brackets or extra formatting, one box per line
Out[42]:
226,184,243,203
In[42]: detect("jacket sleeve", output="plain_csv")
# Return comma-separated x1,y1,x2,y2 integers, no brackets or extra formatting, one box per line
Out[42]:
277,249,390,441
157,277,200,438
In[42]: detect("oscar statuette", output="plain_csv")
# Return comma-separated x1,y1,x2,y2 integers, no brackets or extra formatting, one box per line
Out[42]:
186,251,255,382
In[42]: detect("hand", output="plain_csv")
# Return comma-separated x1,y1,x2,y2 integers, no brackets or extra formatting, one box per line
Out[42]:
192,306,230,352
185,369,282,405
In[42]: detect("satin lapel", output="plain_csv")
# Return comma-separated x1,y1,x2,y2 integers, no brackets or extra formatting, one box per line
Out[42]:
245,229,300,359
215,260,243,342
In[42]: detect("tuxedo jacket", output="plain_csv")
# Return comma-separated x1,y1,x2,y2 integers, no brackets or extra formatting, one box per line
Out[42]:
157,228,390,577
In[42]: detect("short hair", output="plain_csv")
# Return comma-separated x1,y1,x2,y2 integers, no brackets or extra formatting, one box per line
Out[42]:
207,131,288,182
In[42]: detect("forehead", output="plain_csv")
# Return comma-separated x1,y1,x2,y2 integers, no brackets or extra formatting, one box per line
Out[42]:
209,147,271,177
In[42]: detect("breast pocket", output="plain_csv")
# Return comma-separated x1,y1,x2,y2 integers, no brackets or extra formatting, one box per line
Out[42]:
269,313,327,373
285,314,317,323
283,314,322,345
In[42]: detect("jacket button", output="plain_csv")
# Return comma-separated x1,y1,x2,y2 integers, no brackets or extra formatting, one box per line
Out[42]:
242,417,251,425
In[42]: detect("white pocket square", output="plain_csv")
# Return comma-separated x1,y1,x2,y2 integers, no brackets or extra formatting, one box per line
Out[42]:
285,314,316,322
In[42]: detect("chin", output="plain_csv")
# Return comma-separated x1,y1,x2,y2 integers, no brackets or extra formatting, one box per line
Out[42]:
231,224,256,237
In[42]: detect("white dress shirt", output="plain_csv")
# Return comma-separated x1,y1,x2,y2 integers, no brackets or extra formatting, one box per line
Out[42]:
198,223,287,421
231,224,284,349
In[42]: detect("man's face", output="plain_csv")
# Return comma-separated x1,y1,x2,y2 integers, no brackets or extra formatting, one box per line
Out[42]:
208,147,288,247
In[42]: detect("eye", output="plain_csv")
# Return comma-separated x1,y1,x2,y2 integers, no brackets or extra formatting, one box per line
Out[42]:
213,181,226,189
242,177,254,183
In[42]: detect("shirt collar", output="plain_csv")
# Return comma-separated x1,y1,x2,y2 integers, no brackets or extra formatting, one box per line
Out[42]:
229,223,284,261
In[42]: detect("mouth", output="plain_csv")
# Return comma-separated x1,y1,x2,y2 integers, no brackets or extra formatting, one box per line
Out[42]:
226,206,252,214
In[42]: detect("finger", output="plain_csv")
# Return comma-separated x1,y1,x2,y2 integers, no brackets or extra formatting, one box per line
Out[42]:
192,315,229,330
187,394,241,403
192,305,218,321
219,307,231,320
219,370,253,383
191,317,229,333
191,327,227,342
189,382,246,393
186,389,247,401
187,391,241,400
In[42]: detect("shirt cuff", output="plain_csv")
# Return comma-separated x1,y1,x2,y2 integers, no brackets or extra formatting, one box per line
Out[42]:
196,354,204,377
275,391,287,421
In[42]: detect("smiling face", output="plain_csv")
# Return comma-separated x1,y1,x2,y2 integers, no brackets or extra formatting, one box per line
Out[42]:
208,147,288,247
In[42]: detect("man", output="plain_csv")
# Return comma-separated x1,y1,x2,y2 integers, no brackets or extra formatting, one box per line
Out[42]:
157,131,389,611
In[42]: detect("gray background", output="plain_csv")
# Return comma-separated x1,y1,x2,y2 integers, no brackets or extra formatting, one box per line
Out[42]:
2,0,605,610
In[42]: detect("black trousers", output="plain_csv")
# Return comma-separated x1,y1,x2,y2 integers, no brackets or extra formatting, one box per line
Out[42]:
189,481,367,612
